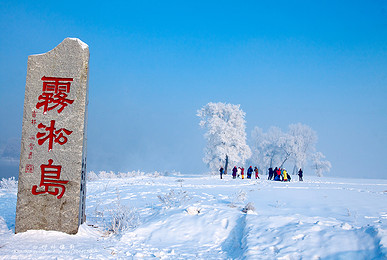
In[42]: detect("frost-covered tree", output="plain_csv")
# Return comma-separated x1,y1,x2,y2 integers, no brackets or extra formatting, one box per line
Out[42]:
288,123,317,174
251,126,295,170
251,127,286,169
310,152,332,177
197,102,251,172
251,123,325,176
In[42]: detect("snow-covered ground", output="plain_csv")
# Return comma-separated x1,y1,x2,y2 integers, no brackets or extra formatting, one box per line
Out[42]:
1,173,387,259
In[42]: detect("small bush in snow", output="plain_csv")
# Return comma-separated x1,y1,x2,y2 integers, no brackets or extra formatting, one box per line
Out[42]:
242,202,255,213
157,189,190,208
229,190,247,208
92,191,140,235
236,190,247,202
107,192,140,234
176,179,184,187
0,177,18,192
108,203,140,234
86,171,99,181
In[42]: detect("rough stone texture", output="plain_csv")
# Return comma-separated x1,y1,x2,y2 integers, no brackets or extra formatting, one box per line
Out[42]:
15,38,89,234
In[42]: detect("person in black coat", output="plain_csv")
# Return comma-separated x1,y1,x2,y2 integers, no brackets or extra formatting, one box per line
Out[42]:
298,168,303,181
219,166,224,179
273,167,279,180
268,167,273,180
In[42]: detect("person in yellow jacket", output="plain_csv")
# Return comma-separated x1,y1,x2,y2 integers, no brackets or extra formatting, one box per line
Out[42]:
283,169,288,182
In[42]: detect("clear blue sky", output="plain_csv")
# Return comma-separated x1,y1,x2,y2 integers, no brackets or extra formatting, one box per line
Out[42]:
0,0,386,178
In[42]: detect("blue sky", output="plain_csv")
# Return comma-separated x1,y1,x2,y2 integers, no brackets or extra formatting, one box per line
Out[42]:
0,0,386,178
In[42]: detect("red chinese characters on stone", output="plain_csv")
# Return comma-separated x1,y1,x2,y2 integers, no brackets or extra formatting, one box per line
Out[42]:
41,76,73,93
36,120,73,151
25,164,34,173
31,77,74,198
36,76,74,114
26,134,35,172
32,159,69,199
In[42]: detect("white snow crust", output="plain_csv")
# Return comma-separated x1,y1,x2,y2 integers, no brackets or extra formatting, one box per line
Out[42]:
69,37,89,50
0,174,387,259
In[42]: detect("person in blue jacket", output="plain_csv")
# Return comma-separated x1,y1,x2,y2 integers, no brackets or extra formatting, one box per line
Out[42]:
247,166,253,179
219,166,224,179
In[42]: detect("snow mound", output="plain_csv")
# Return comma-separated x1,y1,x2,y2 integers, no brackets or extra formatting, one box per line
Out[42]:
186,206,201,215
0,175,387,259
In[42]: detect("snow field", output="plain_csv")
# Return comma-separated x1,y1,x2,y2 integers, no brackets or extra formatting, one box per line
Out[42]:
0,174,387,259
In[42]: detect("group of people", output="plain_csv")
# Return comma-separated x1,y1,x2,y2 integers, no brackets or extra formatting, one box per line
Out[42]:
267,167,303,181
219,165,304,181
219,166,260,179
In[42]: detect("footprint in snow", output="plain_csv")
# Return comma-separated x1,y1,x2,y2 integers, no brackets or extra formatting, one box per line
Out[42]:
341,223,352,230
292,234,305,240
221,218,229,229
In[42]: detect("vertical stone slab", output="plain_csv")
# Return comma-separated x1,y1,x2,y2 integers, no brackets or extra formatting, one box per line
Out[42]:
15,38,89,234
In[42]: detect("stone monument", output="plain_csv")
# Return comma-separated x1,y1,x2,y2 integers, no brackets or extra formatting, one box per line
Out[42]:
15,38,89,234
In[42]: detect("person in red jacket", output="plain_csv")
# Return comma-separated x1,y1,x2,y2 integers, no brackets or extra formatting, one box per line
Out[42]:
254,167,259,179
274,167,282,181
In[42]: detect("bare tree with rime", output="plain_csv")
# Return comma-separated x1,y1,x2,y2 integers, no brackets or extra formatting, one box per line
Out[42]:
251,123,329,176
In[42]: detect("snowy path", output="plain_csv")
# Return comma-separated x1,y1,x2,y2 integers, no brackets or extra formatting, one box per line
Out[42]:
0,174,387,259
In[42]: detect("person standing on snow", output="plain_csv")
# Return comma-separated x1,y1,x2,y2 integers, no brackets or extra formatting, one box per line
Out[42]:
232,166,237,179
247,166,253,179
241,167,245,179
298,168,303,181
219,166,224,179
268,167,274,180
272,167,278,181
274,167,281,181
283,169,288,181
254,167,259,179
237,167,242,178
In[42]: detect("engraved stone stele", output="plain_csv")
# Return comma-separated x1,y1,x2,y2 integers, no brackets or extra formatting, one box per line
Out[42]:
15,38,89,234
